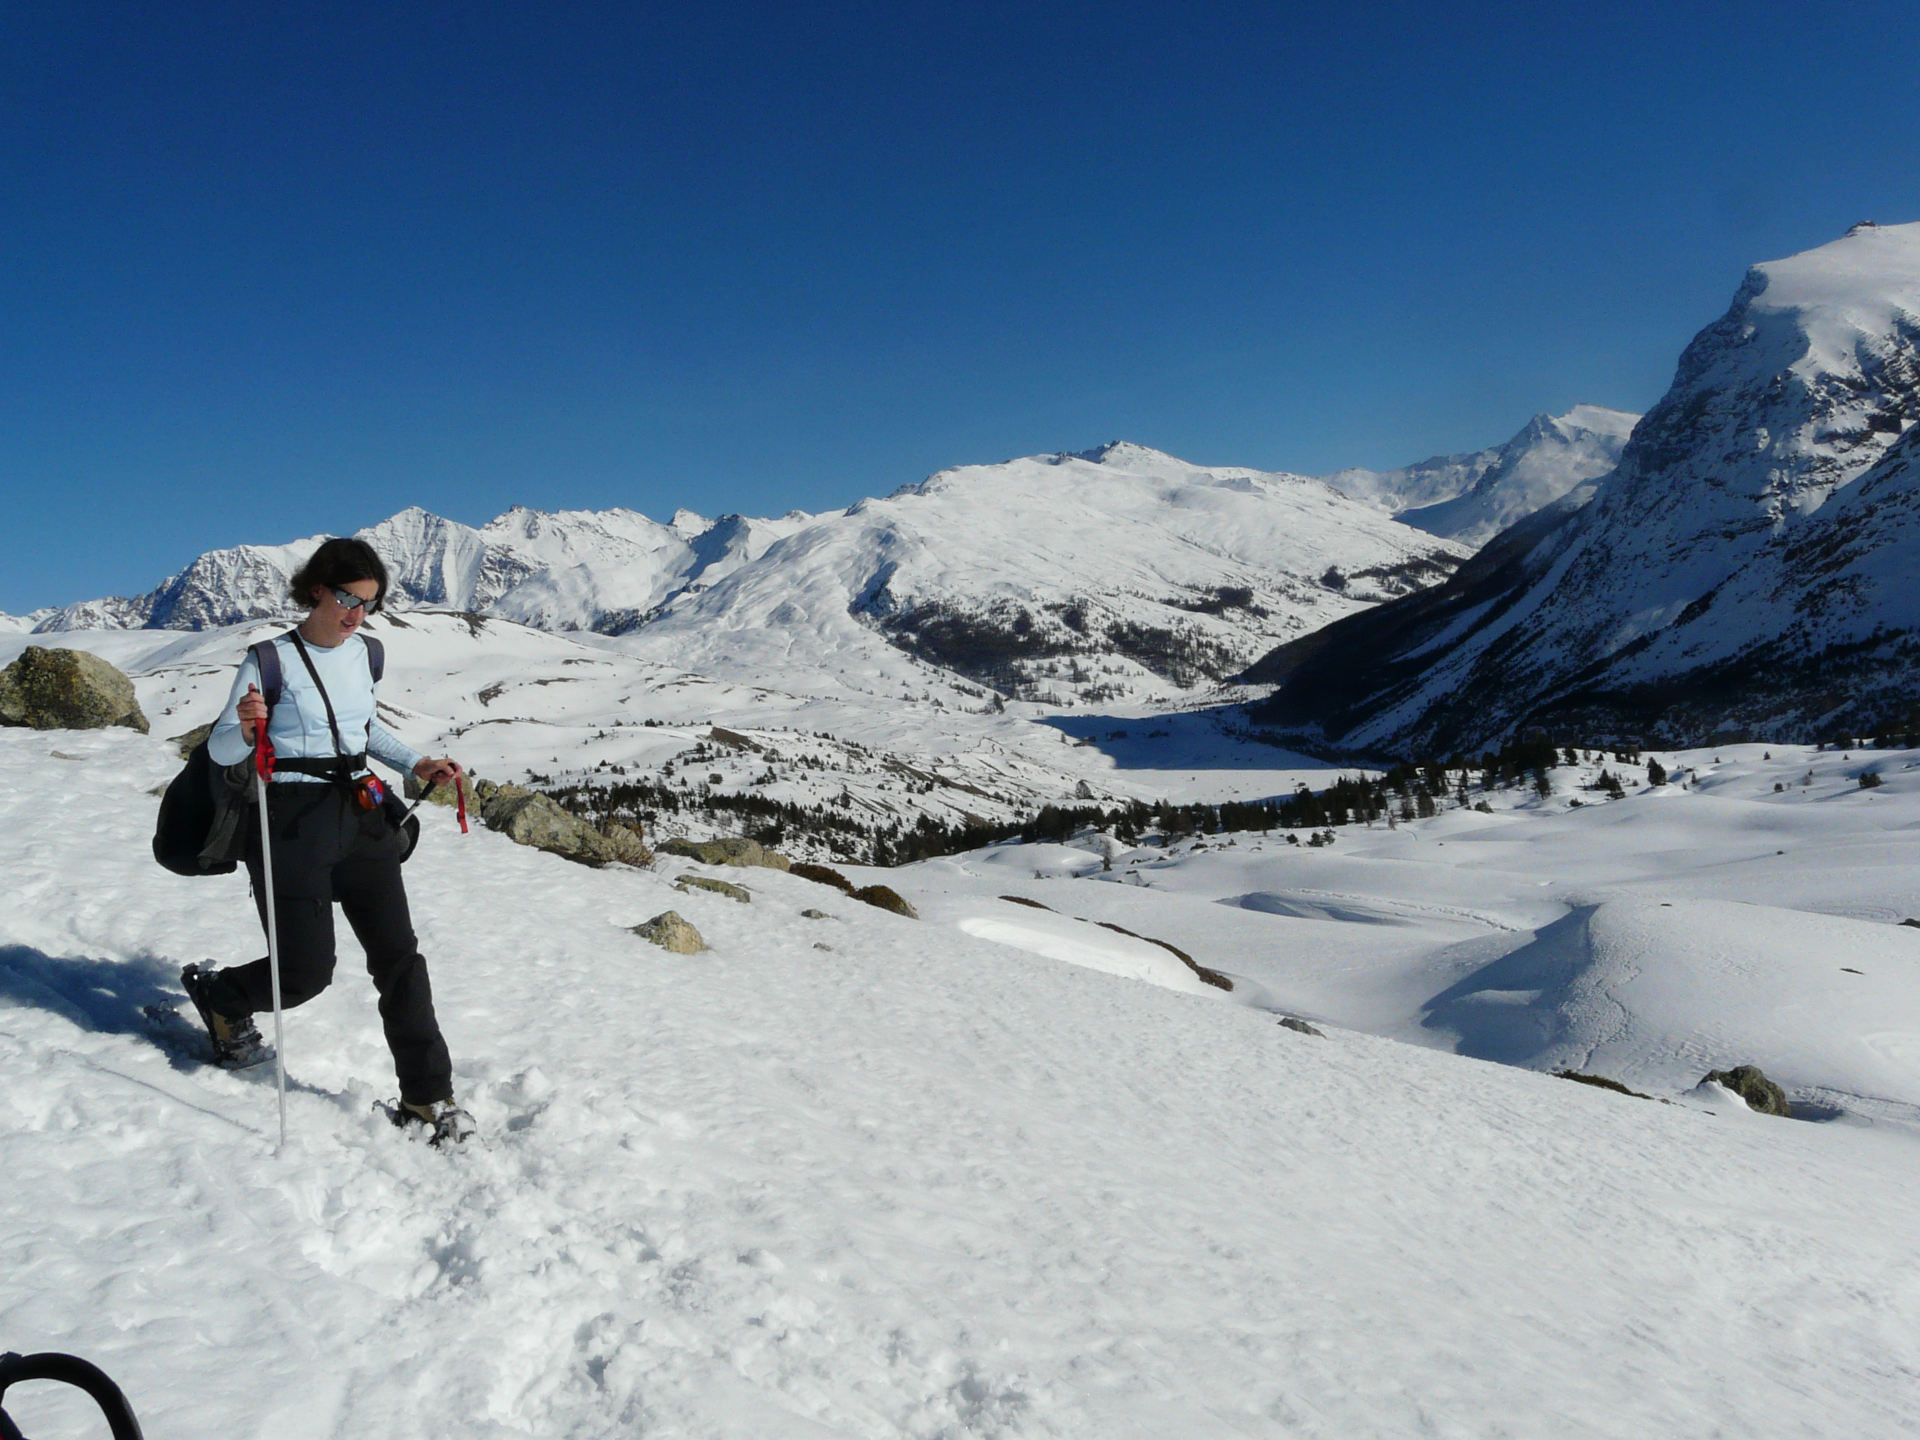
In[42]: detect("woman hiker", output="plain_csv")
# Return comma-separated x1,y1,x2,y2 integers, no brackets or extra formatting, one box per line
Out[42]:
180,537,474,1146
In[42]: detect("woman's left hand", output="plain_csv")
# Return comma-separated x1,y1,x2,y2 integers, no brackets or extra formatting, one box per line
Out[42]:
414,757,464,789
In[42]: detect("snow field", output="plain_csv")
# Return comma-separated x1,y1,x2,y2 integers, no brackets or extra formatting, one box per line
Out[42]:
4,728,1920,1436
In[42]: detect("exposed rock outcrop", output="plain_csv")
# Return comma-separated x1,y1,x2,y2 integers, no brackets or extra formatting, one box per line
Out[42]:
0,648,148,733
675,874,751,904
661,836,791,871
1702,1064,1791,1116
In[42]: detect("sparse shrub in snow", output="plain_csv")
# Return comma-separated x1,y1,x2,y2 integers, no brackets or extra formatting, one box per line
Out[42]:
791,861,854,893
1859,770,1885,789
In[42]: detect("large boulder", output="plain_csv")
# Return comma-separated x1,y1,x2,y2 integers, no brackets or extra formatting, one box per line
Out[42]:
476,782,617,866
1702,1064,1791,1116
633,910,706,954
660,836,791,871
0,647,148,733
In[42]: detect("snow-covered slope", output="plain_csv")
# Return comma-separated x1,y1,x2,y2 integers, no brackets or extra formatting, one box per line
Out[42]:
1322,404,1636,542
1,613,1351,868
0,608,53,635
4,727,1917,1437
1254,222,1920,752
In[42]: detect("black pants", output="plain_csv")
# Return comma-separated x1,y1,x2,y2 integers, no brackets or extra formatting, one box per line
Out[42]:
203,782,453,1105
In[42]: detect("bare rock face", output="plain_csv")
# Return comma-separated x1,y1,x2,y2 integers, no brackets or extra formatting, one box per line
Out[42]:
601,822,653,867
171,721,215,757
476,782,617,866
675,874,751,903
633,910,706,954
852,883,918,919
660,836,791,871
0,647,148,733
1702,1064,1791,1116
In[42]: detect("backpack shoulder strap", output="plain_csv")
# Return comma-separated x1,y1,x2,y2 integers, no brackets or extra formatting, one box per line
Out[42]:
248,635,288,711
363,635,384,684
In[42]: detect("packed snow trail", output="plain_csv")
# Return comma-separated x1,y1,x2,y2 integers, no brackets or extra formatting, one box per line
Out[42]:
3,729,1919,1437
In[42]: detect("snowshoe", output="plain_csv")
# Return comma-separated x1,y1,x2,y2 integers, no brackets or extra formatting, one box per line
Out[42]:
386,1097,476,1148
179,963,274,1069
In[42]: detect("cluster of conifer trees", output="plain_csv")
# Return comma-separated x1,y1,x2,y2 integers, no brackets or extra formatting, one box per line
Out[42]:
535,734,1653,867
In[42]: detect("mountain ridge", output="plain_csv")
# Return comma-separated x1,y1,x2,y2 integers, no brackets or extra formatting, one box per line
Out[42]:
1250,221,1920,752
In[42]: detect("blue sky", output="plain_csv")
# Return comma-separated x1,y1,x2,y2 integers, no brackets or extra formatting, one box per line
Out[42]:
5,1,1919,612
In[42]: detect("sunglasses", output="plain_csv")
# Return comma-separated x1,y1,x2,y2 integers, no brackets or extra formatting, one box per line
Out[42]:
329,586,374,613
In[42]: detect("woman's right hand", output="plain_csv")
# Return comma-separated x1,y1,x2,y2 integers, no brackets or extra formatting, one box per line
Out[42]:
237,683,267,743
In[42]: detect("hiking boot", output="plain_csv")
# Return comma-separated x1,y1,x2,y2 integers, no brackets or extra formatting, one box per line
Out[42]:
394,1098,476,1148
180,963,273,1069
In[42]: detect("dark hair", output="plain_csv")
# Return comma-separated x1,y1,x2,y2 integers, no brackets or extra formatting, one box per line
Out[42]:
288,538,390,613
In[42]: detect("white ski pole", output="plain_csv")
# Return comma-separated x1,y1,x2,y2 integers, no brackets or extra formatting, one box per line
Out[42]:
254,756,287,1152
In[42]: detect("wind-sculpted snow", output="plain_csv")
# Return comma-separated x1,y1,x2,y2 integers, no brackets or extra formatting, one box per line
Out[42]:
1255,221,1920,752
4,729,1918,1437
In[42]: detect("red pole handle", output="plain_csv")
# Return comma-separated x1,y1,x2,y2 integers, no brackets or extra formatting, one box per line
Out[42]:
254,716,275,781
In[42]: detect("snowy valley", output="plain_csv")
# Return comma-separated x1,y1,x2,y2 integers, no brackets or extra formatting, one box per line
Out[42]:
8,224,1920,1439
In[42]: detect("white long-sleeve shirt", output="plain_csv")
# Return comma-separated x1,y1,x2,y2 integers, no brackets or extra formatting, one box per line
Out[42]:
208,632,422,782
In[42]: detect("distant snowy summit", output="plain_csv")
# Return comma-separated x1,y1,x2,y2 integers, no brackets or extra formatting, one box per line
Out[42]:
628,442,1471,705
35,505,814,636
1254,220,1920,751
1322,405,1638,546
30,405,1651,706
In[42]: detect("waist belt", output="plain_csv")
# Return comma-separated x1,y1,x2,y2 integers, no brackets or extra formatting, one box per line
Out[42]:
274,753,367,781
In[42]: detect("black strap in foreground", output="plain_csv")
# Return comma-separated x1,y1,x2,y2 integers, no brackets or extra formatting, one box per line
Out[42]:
0,1351,145,1440
288,630,351,759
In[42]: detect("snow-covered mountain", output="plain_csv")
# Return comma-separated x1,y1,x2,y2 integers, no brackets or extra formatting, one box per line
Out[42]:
1323,404,1637,544
1252,221,1920,752
0,608,54,634
34,507,814,637
622,442,1467,706
37,444,1470,707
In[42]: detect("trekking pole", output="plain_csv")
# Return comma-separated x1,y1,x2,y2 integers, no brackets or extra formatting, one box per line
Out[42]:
253,716,287,1152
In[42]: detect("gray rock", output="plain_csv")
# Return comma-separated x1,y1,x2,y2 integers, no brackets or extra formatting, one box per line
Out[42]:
171,722,215,757
633,910,706,954
0,647,148,733
1277,1016,1325,1038
479,783,617,866
660,836,791,871
1701,1064,1791,1116
800,908,832,920
601,822,653,867
675,874,751,903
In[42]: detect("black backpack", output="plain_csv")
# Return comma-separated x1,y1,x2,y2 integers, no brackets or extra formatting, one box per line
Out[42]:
152,634,385,876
